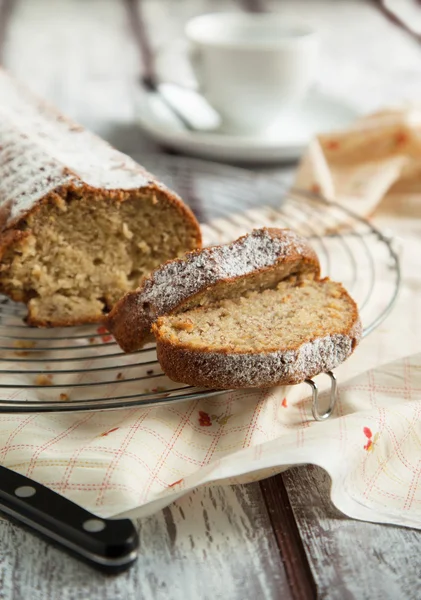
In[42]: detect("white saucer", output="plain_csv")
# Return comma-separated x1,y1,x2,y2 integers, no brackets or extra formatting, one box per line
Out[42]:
135,87,359,164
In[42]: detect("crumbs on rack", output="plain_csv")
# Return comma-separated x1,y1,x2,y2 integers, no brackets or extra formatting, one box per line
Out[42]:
97,326,113,343
13,340,36,356
35,374,53,386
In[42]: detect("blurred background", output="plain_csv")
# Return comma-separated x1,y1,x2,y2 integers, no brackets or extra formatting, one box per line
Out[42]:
1,0,419,166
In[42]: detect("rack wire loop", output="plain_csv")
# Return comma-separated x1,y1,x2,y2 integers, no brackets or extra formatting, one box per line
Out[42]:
306,371,338,421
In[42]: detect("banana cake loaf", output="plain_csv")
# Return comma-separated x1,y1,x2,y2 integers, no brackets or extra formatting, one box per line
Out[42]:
0,69,201,326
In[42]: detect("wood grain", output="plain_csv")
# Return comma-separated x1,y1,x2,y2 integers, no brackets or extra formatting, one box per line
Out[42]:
283,466,421,600
0,0,14,62
260,477,316,600
137,485,291,600
0,486,291,600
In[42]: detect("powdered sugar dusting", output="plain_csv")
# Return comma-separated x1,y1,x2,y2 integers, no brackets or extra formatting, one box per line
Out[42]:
139,228,313,318
0,70,176,226
158,323,362,388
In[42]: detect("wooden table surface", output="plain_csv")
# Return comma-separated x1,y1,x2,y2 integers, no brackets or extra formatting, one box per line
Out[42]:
1,1,421,598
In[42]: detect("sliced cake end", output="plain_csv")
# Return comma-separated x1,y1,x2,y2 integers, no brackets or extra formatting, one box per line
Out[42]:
153,275,362,388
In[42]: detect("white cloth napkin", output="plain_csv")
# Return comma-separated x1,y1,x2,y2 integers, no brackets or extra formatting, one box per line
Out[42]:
294,107,421,219
1,349,421,529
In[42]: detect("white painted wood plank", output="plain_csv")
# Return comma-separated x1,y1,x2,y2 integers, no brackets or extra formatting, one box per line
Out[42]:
284,466,421,600
266,0,421,112
0,485,289,600
3,0,156,155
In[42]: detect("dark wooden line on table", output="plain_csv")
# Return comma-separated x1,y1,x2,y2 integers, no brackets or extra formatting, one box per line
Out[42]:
260,476,317,600
0,0,15,64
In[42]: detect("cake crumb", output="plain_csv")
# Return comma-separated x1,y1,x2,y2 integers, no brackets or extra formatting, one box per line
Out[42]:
14,340,36,349
35,374,53,386
59,393,69,401
122,223,133,240
137,240,151,255
14,340,36,356
116,372,124,380
31,264,42,279
97,326,113,343
173,319,194,332
146,369,154,375
51,193,67,212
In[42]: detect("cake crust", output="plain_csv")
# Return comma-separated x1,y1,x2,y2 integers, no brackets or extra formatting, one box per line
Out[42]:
0,69,199,232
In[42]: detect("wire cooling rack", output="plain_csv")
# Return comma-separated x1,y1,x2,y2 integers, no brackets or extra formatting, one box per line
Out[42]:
0,156,400,416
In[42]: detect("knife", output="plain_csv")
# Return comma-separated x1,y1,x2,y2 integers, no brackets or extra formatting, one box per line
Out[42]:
0,465,139,573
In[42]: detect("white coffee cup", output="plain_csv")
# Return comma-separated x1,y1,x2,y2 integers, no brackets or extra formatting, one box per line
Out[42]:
185,13,318,134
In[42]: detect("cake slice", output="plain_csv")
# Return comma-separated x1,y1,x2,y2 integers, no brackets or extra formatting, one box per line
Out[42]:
107,226,361,388
153,275,361,388
107,228,320,352
0,69,201,326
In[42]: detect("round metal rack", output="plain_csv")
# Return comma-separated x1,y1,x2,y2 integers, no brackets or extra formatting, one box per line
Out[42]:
0,156,400,415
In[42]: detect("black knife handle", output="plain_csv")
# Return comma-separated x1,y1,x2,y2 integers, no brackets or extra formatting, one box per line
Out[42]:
0,465,139,573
